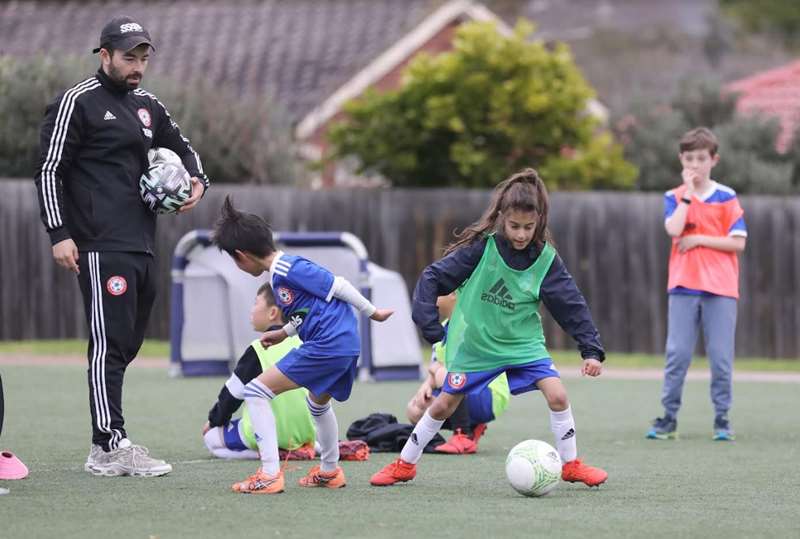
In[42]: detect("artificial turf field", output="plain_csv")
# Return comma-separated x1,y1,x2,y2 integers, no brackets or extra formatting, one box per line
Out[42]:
1,362,798,539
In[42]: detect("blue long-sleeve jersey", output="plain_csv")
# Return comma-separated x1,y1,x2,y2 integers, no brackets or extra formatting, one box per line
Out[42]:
412,234,605,361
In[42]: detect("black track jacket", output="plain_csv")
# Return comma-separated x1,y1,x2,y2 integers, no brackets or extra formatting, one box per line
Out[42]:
34,69,209,253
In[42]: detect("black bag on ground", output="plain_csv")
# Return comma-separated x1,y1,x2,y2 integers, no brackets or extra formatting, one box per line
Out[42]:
346,412,445,453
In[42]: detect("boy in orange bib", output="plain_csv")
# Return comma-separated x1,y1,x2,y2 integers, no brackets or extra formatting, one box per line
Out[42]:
647,127,747,442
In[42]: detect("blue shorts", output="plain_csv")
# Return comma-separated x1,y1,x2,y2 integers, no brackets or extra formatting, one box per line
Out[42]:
222,419,249,451
276,348,359,402
432,387,495,424
442,358,559,397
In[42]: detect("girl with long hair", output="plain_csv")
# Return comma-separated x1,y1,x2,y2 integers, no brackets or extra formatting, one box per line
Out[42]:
371,168,608,488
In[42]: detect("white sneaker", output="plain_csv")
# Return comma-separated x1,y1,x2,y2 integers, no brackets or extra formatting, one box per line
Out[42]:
84,444,107,474
85,439,172,477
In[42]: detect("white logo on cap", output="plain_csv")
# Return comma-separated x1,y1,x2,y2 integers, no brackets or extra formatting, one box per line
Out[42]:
120,22,143,33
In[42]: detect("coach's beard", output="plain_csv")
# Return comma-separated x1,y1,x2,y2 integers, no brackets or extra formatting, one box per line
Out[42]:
125,74,142,89
108,65,142,90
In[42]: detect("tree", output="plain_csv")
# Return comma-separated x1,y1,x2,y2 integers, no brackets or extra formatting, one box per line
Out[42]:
0,55,298,184
614,78,797,194
721,0,800,49
327,21,637,189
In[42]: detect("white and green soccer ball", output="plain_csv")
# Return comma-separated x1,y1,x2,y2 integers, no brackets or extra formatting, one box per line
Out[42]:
505,439,562,497
139,147,192,214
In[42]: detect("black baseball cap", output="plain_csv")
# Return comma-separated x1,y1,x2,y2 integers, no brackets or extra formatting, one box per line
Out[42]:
92,16,154,54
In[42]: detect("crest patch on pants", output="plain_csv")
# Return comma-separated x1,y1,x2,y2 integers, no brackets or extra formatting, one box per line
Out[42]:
106,276,128,296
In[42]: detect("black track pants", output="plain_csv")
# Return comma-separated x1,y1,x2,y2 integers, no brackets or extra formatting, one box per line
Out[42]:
76,251,156,451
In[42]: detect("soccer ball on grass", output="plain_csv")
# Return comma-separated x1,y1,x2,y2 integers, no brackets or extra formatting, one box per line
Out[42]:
505,439,562,497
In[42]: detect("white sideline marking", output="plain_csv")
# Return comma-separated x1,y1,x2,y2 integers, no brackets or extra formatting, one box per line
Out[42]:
558,368,800,383
1,355,799,383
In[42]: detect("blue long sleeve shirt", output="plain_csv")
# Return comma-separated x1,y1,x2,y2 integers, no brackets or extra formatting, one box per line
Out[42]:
412,234,605,362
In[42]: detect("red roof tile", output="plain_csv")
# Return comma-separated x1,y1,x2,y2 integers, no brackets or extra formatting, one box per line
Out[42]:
726,60,800,152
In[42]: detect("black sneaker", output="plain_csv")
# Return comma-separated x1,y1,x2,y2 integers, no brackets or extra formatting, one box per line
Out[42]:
713,415,735,441
646,416,678,440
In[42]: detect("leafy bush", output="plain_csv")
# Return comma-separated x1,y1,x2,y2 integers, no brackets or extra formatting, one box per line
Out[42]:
614,78,799,193
326,21,637,189
721,0,800,48
0,55,298,183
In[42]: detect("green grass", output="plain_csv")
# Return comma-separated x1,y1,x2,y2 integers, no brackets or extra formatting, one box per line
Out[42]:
2,339,798,371
1,363,798,538
0,339,170,358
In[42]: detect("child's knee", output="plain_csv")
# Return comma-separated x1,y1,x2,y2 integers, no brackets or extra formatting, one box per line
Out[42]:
203,427,224,452
306,395,332,416
307,392,332,406
545,390,569,411
429,393,462,420
406,400,423,424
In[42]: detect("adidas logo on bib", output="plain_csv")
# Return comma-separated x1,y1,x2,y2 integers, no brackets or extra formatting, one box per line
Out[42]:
104,111,116,121
481,278,515,310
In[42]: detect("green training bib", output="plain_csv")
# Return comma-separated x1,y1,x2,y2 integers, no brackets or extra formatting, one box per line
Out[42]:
445,235,556,373
435,327,510,418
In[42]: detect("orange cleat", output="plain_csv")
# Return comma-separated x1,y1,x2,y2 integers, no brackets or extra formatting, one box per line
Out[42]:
338,440,370,461
470,423,488,444
370,458,416,486
231,468,285,494
434,429,477,454
298,465,346,488
279,443,316,461
561,458,608,487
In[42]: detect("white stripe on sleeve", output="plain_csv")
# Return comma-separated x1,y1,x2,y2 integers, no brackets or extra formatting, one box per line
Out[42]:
41,78,99,229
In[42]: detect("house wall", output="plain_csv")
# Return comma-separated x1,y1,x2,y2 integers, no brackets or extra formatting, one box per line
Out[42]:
305,22,461,187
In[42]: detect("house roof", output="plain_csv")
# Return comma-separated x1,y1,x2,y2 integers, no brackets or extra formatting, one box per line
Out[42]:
1,0,610,145
521,0,714,41
0,0,437,123
295,0,506,140
726,59,800,152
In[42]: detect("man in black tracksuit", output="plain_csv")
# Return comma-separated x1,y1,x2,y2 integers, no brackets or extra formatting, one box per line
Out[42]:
34,16,209,477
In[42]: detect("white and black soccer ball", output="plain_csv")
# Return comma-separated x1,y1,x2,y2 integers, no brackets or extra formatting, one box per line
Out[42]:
139,148,192,214
505,439,562,497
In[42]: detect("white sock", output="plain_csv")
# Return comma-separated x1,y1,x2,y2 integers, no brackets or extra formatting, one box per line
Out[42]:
400,410,445,464
243,379,280,475
550,406,577,463
306,397,339,473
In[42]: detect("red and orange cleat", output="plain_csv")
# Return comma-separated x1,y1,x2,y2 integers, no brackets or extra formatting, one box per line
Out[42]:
338,440,370,461
279,443,316,461
434,429,477,454
298,465,346,489
231,468,285,494
370,458,417,486
470,423,488,444
561,458,608,487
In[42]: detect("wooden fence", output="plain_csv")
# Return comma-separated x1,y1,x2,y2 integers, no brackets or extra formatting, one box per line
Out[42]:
1,179,798,358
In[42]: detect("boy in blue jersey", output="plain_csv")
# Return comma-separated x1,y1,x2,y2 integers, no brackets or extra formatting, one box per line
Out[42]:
212,196,393,494
202,283,369,462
